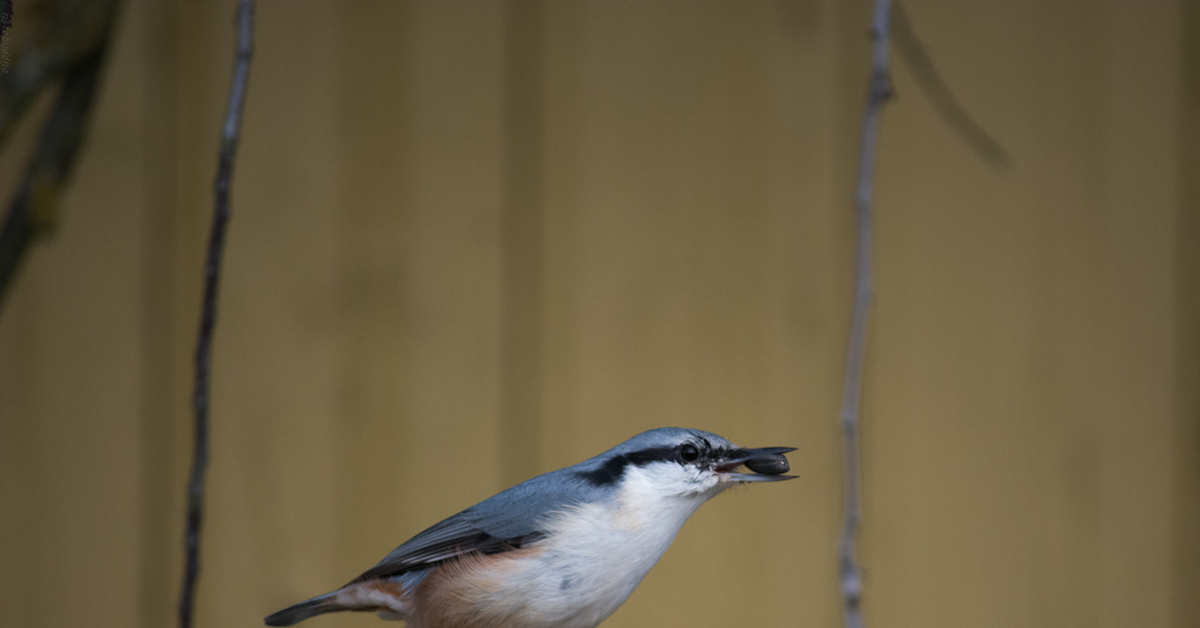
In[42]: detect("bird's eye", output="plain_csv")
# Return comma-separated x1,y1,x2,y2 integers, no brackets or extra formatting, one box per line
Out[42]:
679,444,700,462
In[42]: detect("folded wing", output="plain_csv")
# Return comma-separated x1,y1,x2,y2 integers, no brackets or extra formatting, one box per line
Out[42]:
347,466,605,583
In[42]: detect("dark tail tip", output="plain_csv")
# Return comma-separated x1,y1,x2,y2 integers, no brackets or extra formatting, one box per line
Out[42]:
264,594,342,627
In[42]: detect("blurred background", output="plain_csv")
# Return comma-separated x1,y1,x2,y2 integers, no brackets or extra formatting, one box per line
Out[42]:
1,1,1197,627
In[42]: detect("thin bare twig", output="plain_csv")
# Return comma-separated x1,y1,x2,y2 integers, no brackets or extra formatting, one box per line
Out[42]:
892,3,1013,171
178,2,254,628
838,1,893,627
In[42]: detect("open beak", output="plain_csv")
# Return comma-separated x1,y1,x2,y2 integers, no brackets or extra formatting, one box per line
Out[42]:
715,446,798,483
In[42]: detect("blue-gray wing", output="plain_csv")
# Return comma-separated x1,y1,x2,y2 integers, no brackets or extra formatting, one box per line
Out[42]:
347,513,537,584
348,466,605,583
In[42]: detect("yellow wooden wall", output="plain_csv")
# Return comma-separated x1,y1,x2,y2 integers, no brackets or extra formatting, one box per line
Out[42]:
0,1,1196,628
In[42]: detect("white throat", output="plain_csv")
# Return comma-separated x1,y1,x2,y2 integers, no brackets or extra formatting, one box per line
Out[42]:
487,463,726,628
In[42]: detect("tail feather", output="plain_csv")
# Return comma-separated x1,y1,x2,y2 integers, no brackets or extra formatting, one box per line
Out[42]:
264,593,344,627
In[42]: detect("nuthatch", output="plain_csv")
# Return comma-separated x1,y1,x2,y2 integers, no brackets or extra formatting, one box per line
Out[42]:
265,427,795,627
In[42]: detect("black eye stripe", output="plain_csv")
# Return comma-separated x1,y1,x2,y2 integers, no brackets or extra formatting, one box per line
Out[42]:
575,443,729,487
625,447,681,466
627,444,724,465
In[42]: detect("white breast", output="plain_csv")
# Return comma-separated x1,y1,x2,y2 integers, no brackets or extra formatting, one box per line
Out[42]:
498,465,718,628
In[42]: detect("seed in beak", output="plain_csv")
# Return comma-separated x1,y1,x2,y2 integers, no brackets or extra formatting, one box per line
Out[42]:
745,454,790,476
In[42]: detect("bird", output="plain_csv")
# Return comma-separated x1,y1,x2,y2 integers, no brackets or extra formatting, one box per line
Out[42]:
264,427,796,628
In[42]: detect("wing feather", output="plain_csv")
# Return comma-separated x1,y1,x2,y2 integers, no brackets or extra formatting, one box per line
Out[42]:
347,467,597,583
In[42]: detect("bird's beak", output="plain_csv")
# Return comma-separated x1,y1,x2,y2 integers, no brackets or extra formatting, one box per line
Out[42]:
715,446,798,483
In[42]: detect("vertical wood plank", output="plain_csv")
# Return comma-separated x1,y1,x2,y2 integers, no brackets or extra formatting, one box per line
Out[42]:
135,0,183,625
1174,2,1200,626
327,0,509,612
499,0,549,489
540,2,845,625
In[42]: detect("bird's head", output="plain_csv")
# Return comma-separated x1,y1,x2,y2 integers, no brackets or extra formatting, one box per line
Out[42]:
575,428,796,502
